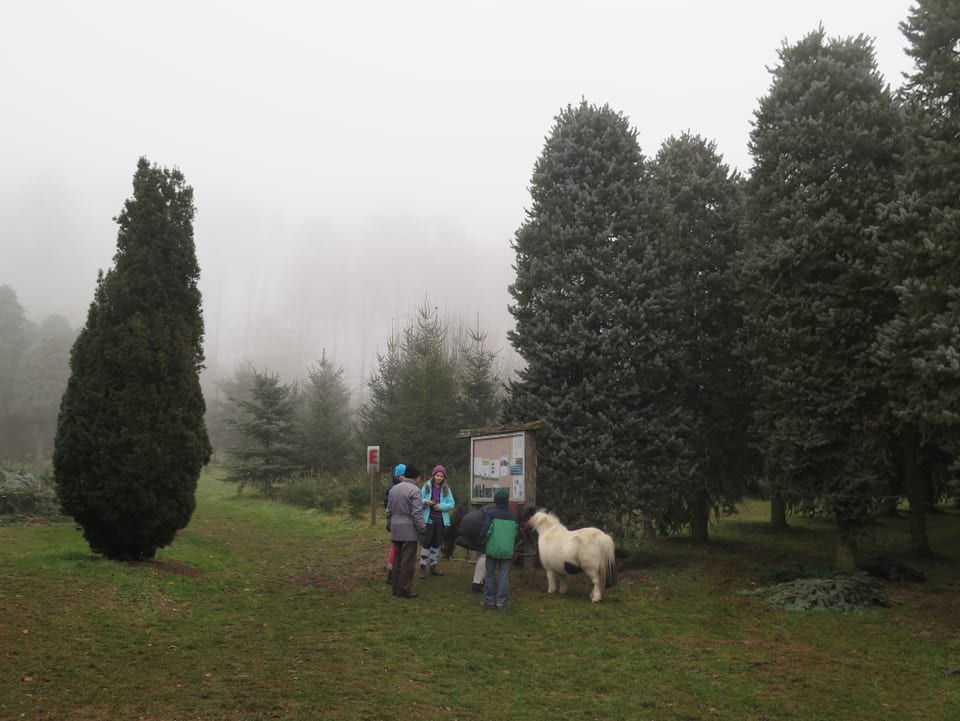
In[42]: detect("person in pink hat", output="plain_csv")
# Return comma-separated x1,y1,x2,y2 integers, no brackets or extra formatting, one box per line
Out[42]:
419,464,455,578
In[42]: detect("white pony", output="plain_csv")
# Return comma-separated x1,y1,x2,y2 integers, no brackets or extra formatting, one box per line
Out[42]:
526,510,618,603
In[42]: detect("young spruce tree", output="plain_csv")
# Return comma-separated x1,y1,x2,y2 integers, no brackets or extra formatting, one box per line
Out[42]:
224,369,302,496
298,354,355,476
361,302,467,471
54,158,211,561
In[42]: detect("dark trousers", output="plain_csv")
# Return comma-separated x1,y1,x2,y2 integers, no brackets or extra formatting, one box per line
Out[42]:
391,540,419,596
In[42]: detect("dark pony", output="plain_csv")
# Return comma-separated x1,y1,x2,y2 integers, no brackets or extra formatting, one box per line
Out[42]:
443,505,526,560
441,506,470,559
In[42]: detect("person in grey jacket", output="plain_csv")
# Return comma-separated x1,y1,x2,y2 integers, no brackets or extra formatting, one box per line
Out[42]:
386,465,426,598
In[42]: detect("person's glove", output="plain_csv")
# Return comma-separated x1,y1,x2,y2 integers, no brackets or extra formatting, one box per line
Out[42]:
386,520,391,532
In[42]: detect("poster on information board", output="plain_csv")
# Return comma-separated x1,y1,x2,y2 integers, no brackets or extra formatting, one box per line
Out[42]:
470,432,525,503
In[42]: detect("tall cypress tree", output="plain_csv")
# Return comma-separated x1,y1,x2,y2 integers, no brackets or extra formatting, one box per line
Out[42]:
740,30,902,568
507,100,648,532
54,158,211,561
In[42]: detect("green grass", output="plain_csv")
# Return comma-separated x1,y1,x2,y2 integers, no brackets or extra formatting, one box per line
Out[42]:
2,476,959,721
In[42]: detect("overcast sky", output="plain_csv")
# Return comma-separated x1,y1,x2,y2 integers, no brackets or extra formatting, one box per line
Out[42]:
1,0,917,392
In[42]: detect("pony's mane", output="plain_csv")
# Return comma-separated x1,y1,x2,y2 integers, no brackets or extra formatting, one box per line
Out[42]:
530,509,564,530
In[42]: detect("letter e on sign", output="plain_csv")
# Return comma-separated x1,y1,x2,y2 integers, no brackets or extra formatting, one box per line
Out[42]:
366,446,380,472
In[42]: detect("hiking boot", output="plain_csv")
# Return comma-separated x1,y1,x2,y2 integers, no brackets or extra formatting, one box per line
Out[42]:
471,582,483,593
430,566,443,576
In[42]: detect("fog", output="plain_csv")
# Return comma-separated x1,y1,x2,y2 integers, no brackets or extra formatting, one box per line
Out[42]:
1,1,916,394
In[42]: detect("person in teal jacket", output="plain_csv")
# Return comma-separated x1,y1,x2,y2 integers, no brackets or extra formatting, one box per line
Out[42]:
419,465,456,578
479,488,519,609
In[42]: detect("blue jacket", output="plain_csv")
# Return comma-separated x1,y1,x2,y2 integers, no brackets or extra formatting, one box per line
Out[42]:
421,480,456,526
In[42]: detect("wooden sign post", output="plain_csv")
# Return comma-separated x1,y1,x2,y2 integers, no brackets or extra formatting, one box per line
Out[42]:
367,445,380,526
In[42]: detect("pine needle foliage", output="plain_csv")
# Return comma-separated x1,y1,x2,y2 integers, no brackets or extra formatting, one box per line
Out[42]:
741,576,893,612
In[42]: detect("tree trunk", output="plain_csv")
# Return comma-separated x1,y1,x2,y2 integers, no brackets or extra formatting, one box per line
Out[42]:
902,425,932,555
879,493,900,518
879,436,904,517
770,488,788,530
835,517,859,571
690,493,709,542
879,459,900,517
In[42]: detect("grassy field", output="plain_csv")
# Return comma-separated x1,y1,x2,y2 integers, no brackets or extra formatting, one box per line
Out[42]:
1,475,958,721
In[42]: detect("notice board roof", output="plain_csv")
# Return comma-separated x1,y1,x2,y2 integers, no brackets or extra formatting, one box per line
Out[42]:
455,421,546,439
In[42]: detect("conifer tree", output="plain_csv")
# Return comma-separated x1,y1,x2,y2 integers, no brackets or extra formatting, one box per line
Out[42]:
9,315,74,465
224,369,302,496
360,302,468,472
360,330,404,468
400,304,462,466
740,30,902,568
456,326,503,429
53,158,211,560
871,0,960,553
298,353,355,475
360,301,500,475
507,100,649,531
640,133,755,539
0,286,28,460
206,362,257,456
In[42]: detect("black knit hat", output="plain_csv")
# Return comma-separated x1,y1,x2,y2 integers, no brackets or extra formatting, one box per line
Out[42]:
405,464,421,479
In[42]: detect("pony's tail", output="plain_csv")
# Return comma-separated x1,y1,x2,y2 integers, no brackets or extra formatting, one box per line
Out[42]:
602,535,618,589
605,557,618,589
